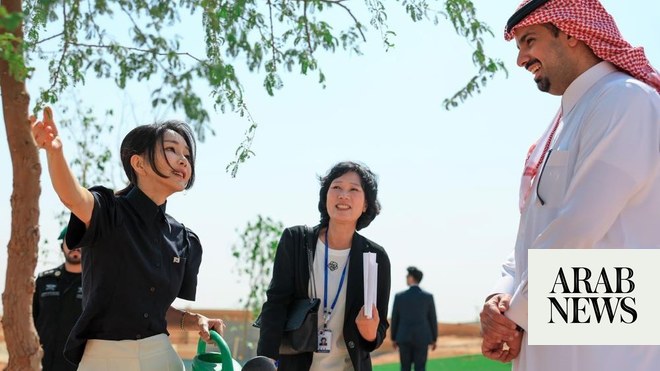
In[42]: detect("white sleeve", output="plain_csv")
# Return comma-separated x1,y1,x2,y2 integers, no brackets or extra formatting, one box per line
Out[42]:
490,251,516,296
505,271,528,330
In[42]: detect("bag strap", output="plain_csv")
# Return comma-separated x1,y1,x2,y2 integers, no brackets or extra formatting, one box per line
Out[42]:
305,225,317,299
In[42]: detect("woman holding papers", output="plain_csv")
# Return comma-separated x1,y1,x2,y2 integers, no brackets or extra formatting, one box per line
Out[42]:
257,161,391,370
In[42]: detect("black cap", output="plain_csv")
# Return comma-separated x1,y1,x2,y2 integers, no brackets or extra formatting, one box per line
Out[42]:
407,266,423,283
242,356,277,371
506,0,551,34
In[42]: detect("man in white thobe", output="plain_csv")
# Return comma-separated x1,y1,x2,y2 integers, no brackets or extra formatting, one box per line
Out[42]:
479,1,660,370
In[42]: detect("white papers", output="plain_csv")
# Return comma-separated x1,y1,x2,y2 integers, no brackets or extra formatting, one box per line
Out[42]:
363,252,378,318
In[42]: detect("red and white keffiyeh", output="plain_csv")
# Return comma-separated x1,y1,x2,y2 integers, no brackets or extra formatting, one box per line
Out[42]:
507,0,660,210
505,0,660,93
519,110,561,211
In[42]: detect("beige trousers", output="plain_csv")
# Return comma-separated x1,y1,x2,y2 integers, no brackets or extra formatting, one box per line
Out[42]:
77,334,185,371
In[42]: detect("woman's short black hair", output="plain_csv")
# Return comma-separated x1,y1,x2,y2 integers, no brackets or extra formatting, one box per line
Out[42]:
118,120,196,195
318,161,381,231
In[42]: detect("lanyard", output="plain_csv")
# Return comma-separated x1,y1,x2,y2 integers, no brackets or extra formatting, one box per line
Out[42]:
323,228,350,328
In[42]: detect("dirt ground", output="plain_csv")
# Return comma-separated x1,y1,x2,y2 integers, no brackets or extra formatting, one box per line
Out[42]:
372,323,482,365
0,320,482,367
373,335,482,365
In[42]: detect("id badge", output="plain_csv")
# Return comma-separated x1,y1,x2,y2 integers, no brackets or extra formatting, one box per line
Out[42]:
317,329,332,353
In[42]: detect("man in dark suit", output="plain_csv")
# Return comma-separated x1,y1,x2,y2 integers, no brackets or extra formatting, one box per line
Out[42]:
391,266,438,371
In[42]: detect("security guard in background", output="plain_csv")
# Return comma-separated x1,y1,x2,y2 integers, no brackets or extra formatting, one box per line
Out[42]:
33,227,83,371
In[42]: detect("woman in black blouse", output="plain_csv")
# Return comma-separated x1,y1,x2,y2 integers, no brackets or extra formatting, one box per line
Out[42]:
32,107,223,370
257,161,391,370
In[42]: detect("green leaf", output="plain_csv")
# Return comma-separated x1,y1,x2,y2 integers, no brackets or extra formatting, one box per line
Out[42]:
0,6,24,31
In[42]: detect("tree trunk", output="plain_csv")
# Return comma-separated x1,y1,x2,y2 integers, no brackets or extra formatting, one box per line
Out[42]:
1,0,43,370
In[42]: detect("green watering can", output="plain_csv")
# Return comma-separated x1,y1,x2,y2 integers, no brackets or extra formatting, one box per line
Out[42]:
191,330,242,371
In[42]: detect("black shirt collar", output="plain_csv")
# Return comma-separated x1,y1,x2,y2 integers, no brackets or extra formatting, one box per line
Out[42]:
125,186,169,226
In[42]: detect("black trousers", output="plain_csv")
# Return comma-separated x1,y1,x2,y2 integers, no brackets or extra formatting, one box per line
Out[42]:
398,343,428,371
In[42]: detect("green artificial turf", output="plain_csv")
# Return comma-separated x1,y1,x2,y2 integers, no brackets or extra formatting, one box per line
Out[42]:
373,354,511,371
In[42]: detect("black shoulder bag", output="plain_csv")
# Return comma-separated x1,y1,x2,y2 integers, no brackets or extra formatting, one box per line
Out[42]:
254,226,321,355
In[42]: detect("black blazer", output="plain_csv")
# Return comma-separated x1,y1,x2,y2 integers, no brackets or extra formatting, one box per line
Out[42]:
391,286,438,346
257,225,391,370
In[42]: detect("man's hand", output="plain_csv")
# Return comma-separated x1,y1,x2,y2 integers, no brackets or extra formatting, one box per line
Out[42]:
480,293,519,343
504,330,523,362
482,328,522,363
480,293,521,362
481,337,506,362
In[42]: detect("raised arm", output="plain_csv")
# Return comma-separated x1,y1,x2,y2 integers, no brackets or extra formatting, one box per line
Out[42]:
31,107,94,226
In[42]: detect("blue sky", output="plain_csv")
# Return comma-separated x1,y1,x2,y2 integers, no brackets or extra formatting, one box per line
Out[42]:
1,0,658,322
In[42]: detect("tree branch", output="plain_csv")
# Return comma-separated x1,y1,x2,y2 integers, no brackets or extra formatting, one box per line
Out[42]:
120,3,147,42
85,0,107,42
266,0,278,66
35,32,64,45
303,0,314,54
48,3,69,94
317,0,366,41
69,42,204,63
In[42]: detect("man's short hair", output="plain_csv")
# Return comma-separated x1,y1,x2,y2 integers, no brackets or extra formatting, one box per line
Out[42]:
407,266,423,283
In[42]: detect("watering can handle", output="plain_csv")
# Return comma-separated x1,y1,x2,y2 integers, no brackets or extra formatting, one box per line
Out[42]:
197,330,234,371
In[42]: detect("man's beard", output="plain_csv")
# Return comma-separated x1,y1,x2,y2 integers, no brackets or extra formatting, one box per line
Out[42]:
65,251,81,265
535,76,551,92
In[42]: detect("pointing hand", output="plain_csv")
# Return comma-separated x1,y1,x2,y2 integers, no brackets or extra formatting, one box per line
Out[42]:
31,107,62,152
